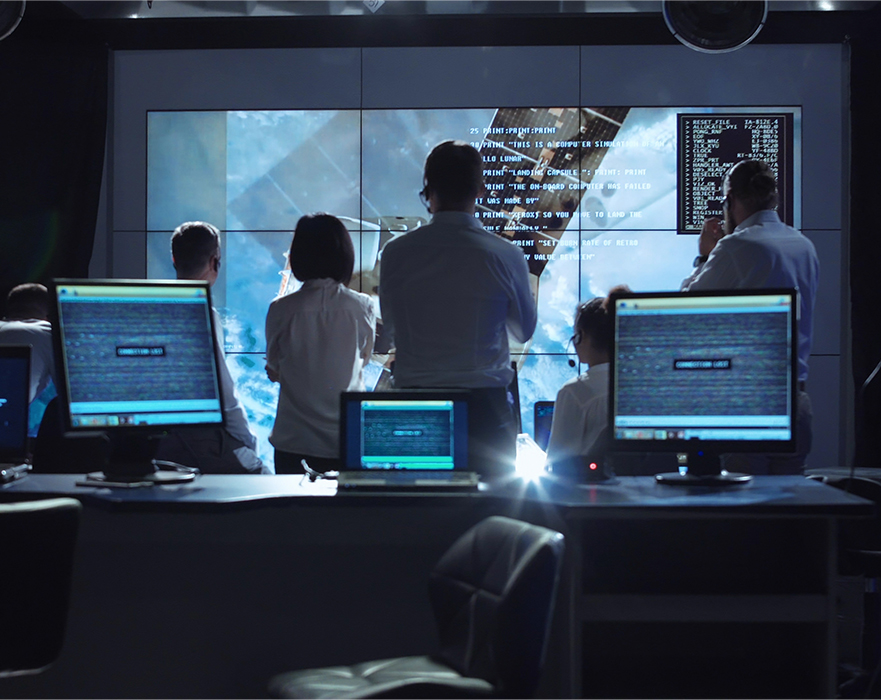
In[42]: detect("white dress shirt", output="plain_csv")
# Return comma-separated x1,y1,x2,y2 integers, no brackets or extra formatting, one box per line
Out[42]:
265,278,375,458
546,363,609,463
212,309,269,474
681,210,819,382
379,211,536,388
0,318,55,402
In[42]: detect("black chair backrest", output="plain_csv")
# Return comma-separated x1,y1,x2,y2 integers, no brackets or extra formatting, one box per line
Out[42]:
0,497,82,676
428,516,565,697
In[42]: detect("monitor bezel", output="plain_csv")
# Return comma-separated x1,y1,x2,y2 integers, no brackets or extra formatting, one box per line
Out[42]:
339,390,471,471
0,345,31,464
50,278,226,436
608,288,799,456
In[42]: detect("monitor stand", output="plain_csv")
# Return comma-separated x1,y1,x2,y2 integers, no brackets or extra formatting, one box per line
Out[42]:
655,449,752,486
100,432,195,484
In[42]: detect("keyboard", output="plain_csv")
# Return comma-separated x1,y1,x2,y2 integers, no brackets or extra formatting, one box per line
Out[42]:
337,470,480,491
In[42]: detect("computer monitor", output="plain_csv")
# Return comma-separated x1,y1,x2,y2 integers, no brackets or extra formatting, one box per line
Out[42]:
608,289,798,485
50,279,225,478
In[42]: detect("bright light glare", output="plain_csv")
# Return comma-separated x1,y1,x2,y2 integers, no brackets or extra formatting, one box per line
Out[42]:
515,433,548,481
818,1,834,10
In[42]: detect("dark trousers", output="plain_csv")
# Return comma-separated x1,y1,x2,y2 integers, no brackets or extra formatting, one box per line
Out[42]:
154,427,255,474
465,387,518,478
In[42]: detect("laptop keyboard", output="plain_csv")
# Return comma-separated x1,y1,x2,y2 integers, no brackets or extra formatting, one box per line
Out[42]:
410,471,474,481
337,470,480,490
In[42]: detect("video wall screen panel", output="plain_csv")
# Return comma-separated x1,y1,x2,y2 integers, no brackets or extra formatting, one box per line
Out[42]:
146,105,801,463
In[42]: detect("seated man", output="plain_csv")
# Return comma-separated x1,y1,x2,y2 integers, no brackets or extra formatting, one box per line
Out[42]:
379,141,537,477
0,283,57,435
154,221,271,474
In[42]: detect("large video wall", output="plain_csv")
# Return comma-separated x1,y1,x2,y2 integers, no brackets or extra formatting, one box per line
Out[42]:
109,45,845,469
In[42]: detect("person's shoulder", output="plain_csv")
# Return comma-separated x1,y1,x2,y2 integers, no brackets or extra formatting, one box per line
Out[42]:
555,372,604,410
736,220,814,252
554,376,579,406
267,292,292,310
476,227,527,259
558,371,591,396
266,289,307,317
380,230,418,264
384,221,432,248
339,283,374,308
711,228,750,256
578,364,610,392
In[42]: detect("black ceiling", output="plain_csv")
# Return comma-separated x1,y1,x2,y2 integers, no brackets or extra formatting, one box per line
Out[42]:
8,0,881,50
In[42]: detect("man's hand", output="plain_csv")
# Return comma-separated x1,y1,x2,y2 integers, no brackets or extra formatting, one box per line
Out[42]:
265,364,279,383
699,217,725,257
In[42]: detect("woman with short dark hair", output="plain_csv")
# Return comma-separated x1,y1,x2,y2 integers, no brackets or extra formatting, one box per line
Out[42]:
546,285,629,465
265,213,375,474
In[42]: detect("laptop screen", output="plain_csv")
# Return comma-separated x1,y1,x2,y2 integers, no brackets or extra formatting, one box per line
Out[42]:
533,400,555,452
0,346,30,464
341,391,469,471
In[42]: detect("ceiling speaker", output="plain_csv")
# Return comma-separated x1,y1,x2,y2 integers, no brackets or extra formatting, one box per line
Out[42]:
0,0,25,42
663,1,768,53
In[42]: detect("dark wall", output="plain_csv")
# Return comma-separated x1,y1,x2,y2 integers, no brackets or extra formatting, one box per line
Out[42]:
847,9,881,465
0,3,107,314
1,3,879,463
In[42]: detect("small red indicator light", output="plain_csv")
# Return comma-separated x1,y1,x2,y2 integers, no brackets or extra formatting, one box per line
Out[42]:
589,462,598,470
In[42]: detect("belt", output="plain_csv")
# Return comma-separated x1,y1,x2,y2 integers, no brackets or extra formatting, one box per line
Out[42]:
798,381,806,392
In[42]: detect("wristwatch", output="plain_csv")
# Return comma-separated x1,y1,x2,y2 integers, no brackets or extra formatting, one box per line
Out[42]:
693,255,708,267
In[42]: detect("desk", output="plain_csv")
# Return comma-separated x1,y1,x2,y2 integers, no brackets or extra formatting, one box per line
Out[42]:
0,474,870,698
807,466,881,480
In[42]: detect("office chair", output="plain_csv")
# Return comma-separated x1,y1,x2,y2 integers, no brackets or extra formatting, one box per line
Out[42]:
0,497,82,677
268,516,565,699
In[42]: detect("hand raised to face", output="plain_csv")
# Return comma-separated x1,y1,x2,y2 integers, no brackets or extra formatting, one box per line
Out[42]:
699,217,726,257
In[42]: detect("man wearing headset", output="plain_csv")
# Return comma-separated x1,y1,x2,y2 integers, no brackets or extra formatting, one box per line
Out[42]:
681,159,819,473
158,221,270,474
379,140,537,477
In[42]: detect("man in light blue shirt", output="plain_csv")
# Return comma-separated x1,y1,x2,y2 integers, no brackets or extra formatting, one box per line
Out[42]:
154,221,271,474
681,159,819,473
380,141,537,475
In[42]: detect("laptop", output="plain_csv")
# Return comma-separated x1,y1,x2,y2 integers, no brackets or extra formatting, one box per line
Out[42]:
337,390,479,490
0,345,33,481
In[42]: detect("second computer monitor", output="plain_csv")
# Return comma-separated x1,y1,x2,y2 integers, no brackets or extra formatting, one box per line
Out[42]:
609,289,797,482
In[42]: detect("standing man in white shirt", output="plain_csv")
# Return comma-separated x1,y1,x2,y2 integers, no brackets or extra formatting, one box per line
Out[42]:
681,159,819,473
379,140,537,477
155,221,271,474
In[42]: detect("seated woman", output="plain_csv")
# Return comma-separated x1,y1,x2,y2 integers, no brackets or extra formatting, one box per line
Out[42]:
545,296,613,468
265,214,376,474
